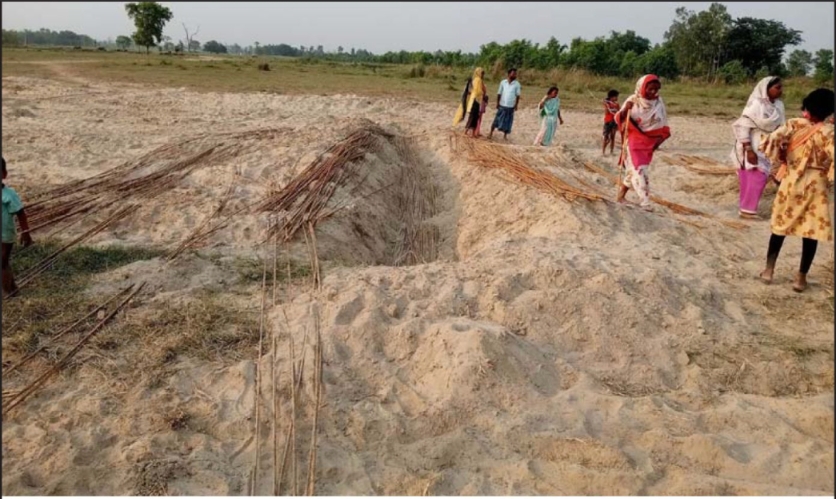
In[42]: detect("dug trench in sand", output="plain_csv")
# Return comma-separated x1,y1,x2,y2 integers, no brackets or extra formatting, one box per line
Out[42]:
1,76,834,495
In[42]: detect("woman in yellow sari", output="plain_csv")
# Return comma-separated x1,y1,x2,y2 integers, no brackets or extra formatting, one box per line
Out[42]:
758,88,834,292
453,68,487,137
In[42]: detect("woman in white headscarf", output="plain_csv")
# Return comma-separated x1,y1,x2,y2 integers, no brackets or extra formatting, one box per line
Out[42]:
615,74,671,211
730,76,785,219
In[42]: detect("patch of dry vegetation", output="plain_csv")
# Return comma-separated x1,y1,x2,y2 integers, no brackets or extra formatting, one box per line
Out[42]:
1,241,163,364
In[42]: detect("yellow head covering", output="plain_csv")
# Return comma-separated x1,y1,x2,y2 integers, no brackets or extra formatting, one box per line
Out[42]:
453,67,486,126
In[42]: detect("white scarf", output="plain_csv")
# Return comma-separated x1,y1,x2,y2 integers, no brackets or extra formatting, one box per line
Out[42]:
620,74,669,132
730,76,786,171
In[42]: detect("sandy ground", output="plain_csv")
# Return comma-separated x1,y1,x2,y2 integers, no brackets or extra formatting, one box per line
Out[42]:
1,73,834,495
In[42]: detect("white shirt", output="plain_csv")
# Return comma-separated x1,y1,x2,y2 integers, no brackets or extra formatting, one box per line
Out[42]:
498,79,521,108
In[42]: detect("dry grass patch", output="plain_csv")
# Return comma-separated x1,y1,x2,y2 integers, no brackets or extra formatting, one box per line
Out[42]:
3,47,829,118
1,241,163,366
132,458,191,496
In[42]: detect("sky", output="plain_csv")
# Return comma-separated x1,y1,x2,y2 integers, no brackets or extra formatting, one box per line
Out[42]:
2,2,834,55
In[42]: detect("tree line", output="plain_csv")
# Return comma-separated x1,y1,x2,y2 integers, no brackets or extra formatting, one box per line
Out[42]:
2,28,97,48
3,2,833,84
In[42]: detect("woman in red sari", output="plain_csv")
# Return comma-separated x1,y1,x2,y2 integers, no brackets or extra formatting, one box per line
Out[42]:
615,75,671,211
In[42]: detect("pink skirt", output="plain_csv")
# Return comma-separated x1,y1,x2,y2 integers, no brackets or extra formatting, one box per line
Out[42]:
738,168,768,214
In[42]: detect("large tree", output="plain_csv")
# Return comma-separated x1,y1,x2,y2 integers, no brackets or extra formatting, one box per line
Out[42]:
786,49,813,77
664,3,732,79
724,17,802,76
125,2,173,54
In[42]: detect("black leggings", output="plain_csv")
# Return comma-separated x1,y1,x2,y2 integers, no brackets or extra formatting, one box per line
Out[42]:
465,101,481,130
766,234,818,274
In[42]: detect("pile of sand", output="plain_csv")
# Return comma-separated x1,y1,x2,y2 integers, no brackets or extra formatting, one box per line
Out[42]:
1,75,833,495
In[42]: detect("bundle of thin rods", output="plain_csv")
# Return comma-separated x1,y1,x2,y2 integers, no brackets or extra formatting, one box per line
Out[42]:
256,125,393,242
25,128,286,237
455,134,609,203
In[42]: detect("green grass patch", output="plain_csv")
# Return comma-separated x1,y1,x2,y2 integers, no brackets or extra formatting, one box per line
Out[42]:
1,241,163,359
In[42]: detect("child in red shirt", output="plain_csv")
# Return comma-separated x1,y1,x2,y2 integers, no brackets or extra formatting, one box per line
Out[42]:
602,89,620,156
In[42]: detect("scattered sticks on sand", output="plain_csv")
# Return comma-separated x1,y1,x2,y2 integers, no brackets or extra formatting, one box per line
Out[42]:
661,153,737,176
2,282,145,415
16,204,140,292
581,161,748,230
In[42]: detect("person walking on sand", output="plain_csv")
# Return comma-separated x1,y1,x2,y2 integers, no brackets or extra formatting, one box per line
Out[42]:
533,86,563,146
615,74,671,211
453,67,488,138
489,68,521,141
758,88,834,293
731,76,786,220
2,157,34,297
602,89,621,156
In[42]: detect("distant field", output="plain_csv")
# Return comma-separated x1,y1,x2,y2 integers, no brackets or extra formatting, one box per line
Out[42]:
2,47,828,119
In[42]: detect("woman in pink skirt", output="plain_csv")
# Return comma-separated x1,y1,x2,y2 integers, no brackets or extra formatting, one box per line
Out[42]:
730,77,785,219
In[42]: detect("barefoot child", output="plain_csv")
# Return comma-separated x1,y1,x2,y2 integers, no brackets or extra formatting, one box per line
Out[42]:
615,75,671,211
602,90,620,156
758,88,834,292
2,157,34,296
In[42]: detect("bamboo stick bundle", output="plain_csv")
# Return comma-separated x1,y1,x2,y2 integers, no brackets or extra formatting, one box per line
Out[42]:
257,126,390,242
27,197,106,234
27,134,208,203
681,164,737,176
305,310,323,496
249,255,269,496
460,138,607,203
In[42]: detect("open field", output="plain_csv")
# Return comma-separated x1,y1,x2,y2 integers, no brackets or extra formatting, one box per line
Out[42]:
2,47,829,119
1,49,834,495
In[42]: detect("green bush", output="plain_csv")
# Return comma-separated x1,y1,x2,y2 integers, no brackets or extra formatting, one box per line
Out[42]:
719,60,747,85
